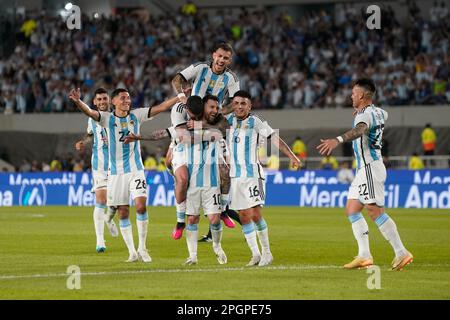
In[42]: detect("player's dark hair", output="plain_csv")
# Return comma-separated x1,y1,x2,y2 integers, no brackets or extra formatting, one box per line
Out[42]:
354,78,376,95
94,87,108,97
233,90,252,100
202,94,219,105
186,95,204,117
212,42,233,54
111,88,128,100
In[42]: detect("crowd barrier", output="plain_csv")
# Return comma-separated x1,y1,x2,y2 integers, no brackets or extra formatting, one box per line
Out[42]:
0,170,449,208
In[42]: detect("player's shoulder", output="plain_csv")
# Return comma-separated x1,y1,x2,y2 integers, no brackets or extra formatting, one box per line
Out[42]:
224,68,238,82
192,61,209,68
249,113,267,124
172,102,186,113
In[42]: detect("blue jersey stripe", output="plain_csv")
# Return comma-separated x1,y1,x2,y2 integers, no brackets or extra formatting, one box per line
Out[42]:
194,67,208,96
217,74,229,105
208,73,219,95
233,124,241,177
188,144,194,178
91,120,99,171
210,144,217,187
196,142,205,187
245,117,254,177
369,113,379,161
130,114,143,171
120,117,131,173
102,129,109,171
108,115,117,175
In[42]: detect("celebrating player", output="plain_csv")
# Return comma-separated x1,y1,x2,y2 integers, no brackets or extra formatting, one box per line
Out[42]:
74,88,118,253
316,78,413,271
69,87,178,262
227,90,301,266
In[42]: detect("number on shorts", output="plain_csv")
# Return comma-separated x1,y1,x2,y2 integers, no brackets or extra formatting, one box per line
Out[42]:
212,194,220,206
358,183,368,196
135,179,147,190
248,186,260,198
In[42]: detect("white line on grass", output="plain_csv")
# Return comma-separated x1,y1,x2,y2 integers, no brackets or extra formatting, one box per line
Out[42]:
0,263,448,281
0,264,341,280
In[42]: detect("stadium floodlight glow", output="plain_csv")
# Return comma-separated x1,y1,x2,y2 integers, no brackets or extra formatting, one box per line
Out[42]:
94,13,99,19
65,3,73,11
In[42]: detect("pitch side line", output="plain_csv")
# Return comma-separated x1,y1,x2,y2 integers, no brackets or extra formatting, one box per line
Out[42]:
0,263,448,281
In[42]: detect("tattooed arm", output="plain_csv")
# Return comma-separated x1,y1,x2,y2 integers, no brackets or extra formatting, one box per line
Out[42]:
123,129,171,144
171,74,188,105
75,134,93,151
316,122,368,156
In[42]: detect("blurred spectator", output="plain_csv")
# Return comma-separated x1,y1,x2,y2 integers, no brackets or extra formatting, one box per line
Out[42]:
409,153,425,170
144,154,158,170
0,5,448,113
292,136,307,160
266,154,280,170
19,159,31,172
337,161,354,184
320,155,339,170
50,157,62,172
421,123,437,156
156,157,167,172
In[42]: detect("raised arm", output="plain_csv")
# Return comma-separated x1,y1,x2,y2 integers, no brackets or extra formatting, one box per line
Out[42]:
270,134,302,169
171,74,188,105
69,88,100,121
316,122,368,156
149,96,179,118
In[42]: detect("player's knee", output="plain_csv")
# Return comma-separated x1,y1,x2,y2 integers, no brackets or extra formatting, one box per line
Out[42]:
136,203,146,214
187,215,199,225
117,206,129,219
209,214,220,225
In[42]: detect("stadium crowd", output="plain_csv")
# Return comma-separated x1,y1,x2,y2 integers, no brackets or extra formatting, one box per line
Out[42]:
0,1,449,114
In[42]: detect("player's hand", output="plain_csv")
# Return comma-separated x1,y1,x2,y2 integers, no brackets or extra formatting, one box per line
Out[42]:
316,138,339,156
290,155,303,169
75,140,85,151
69,88,81,102
182,86,192,97
123,133,140,144
179,95,188,105
186,119,195,130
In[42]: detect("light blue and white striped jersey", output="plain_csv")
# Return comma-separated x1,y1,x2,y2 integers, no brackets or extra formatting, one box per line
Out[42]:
353,104,388,169
226,114,275,179
97,108,151,175
179,62,239,106
87,118,108,172
179,138,225,188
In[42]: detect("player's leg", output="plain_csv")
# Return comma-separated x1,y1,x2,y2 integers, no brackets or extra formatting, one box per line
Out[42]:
344,167,373,269
204,187,227,264
171,145,189,239
184,187,201,265
251,207,273,267
365,162,412,270
218,163,236,229
230,177,263,266
108,174,137,262
131,171,151,262
92,170,108,252
98,171,118,237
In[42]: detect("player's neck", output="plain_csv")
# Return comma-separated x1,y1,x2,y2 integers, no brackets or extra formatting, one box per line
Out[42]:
114,109,129,117
356,100,372,111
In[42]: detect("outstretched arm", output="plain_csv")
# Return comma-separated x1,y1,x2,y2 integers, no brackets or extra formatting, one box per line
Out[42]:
149,96,179,118
269,134,302,169
68,88,100,121
124,130,171,144
316,122,368,156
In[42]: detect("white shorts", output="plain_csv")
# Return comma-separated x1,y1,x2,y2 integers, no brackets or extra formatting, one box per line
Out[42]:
230,177,266,211
186,186,221,216
107,171,147,206
348,160,386,207
172,143,187,173
92,170,108,190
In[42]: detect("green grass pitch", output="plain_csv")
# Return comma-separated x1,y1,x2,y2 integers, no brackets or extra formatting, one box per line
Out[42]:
0,206,449,299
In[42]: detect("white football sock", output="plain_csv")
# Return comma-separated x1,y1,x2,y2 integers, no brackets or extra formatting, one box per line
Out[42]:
136,212,148,252
93,205,105,247
210,222,223,248
176,201,186,223
376,213,407,257
186,224,198,259
119,218,136,254
255,218,271,254
348,213,371,258
242,223,261,257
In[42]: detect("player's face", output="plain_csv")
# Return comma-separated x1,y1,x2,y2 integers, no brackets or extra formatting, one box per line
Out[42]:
212,48,232,73
93,93,109,111
204,99,219,124
232,96,251,119
112,92,131,112
351,86,364,108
